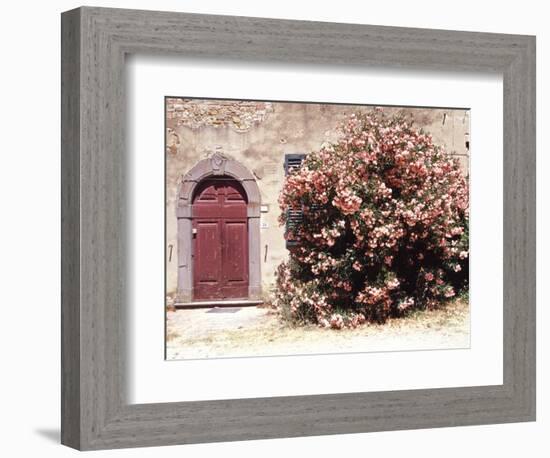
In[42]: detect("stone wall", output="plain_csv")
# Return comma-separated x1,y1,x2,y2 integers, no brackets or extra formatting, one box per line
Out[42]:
167,98,273,133
165,98,470,298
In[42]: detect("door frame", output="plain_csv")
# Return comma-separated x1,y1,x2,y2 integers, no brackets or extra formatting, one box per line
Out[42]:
175,154,261,303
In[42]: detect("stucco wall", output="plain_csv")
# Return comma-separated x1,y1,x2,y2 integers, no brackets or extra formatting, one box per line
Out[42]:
165,98,470,298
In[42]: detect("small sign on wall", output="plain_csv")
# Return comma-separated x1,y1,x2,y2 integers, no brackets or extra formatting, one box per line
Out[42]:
261,220,269,229
260,204,269,213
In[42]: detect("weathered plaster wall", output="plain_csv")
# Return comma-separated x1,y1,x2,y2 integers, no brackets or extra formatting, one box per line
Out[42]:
165,98,470,298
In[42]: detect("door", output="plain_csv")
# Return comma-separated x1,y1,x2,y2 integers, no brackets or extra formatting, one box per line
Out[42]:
192,178,249,300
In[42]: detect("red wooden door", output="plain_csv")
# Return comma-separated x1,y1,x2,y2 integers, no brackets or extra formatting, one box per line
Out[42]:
192,178,249,300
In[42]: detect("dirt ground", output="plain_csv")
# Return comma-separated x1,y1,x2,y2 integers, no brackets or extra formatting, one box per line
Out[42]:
166,299,470,360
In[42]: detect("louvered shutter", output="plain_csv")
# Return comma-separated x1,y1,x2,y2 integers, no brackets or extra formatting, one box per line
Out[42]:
284,153,306,176
284,154,306,248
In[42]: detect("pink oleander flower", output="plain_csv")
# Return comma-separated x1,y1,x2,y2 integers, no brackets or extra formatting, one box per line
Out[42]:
397,297,415,312
386,278,400,290
329,313,344,330
318,318,330,328
444,287,456,298
276,108,469,326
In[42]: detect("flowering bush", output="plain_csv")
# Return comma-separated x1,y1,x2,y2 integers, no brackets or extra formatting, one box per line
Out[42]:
275,109,469,328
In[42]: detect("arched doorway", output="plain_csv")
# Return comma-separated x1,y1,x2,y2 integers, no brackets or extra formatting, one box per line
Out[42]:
176,154,261,304
192,177,249,300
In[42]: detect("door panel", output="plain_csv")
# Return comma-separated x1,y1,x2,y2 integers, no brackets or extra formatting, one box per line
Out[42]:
193,220,222,300
222,221,249,298
223,221,248,282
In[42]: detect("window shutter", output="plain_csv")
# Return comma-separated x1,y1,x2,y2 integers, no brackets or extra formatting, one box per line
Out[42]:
284,153,306,248
284,153,306,176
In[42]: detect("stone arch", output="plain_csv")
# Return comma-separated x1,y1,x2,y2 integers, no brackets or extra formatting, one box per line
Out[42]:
175,154,261,303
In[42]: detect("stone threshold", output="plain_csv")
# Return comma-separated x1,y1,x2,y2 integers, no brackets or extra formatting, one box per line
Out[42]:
174,299,263,309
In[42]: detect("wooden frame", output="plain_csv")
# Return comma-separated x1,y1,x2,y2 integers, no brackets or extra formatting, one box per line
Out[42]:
61,6,536,450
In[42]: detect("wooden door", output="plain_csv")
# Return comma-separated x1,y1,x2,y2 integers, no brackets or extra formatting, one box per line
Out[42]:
192,178,249,300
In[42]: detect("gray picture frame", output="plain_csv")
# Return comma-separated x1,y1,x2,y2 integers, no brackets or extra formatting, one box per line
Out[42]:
61,6,536,451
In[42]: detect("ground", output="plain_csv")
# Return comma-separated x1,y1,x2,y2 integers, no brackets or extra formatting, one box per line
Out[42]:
166,299,470,360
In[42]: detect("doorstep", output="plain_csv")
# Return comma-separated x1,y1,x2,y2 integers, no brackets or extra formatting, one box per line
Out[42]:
174,299,263,309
